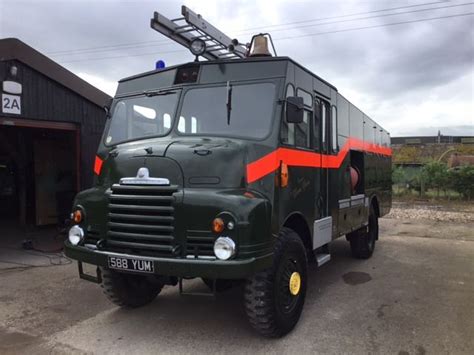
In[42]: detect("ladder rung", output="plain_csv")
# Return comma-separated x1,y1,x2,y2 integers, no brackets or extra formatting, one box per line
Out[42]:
195,35,210,40
174,24,192,30
176,28,195,34
206,45,224,50
218,53,237,57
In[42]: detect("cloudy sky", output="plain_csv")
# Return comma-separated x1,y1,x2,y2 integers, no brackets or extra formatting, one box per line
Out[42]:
1,0,473,136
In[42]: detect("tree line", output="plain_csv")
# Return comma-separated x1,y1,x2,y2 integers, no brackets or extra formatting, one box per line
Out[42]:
392,162,474,200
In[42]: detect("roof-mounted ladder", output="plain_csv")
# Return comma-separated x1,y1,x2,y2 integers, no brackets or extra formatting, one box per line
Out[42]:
150,5,247,61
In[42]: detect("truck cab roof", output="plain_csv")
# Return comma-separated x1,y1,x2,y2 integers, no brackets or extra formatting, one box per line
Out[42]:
116,56,337,97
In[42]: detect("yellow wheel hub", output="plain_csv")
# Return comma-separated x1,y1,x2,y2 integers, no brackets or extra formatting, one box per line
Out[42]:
289,272,301,296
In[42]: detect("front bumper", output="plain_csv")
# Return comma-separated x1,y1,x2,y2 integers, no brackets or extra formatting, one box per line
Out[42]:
64,242,273,279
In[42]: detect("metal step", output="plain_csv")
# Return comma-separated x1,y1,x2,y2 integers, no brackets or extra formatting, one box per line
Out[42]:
316,253,331,267
178,278,216,298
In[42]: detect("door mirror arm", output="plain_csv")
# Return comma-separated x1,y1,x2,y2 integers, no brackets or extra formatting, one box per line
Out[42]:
286,96,304,124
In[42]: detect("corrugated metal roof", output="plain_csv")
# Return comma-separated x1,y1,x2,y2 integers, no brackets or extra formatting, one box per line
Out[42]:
0,38,111,107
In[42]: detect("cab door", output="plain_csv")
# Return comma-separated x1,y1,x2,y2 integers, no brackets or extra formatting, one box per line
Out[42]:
278,85,315,227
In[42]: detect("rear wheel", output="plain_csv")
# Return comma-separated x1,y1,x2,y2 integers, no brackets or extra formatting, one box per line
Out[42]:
101,268,163,308
244,227,307,338
349,204,378,259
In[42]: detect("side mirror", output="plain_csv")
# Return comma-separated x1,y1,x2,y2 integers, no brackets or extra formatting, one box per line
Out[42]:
103,98,113,117
286,96,304,124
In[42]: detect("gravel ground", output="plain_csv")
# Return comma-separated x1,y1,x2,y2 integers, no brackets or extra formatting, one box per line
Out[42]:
386,201,474,223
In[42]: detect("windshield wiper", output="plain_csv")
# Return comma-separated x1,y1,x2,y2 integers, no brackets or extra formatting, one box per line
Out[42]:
226,81,233,125
144,89,176,97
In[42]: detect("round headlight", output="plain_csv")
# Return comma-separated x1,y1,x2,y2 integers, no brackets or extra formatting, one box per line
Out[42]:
68,225,84,246
214,237,236,260
190,38,206,56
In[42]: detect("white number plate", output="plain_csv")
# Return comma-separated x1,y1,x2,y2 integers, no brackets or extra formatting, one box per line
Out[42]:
2,94,21,115
108,256,154,273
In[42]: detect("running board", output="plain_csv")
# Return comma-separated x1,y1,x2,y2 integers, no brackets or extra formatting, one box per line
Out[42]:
316,253,331,267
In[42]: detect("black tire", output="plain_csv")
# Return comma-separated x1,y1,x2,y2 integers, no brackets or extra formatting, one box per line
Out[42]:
244,227,308,338
101,268,163,308
201,278,234,292
349,204,379,259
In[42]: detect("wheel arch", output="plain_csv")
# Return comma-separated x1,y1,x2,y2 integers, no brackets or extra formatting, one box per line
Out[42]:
370,195,380,217
369,195,380,240
282,212,313,261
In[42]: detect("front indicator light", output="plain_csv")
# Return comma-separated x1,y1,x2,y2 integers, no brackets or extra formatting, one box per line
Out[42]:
71,210,83,224
214,237,236,260
68,225,84,245
212,218,225,233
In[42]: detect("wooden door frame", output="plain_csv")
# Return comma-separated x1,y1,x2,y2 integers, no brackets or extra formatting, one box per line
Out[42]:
0,116,81,192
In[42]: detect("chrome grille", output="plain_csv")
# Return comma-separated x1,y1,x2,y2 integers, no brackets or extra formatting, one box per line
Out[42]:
186,230,215,257
106,184,179,257
83,230,100,246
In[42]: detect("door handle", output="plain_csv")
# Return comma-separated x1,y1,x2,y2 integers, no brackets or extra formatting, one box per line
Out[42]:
316,195,323,211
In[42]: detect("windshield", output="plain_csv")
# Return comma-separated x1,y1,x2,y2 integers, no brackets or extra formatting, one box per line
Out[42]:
105,92,179,145
178,82,276,139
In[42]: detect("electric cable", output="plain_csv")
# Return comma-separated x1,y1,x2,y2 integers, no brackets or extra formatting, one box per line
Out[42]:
0,233,72,270
46,0,465,57
57,11,474,64
242,0,451,31
274,11,474,41
241,2,474,35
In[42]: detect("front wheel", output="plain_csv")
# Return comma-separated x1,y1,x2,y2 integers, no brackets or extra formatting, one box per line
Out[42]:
243,227,308,338
101,268,163,308
348,204,378,259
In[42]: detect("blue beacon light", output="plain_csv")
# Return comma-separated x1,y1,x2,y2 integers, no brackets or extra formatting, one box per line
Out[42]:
155,60,166,70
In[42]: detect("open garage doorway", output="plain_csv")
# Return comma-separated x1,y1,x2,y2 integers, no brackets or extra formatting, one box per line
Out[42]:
0,118,80,234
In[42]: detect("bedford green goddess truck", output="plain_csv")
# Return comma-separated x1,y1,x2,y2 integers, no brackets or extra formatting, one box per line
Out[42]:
65,6,392,337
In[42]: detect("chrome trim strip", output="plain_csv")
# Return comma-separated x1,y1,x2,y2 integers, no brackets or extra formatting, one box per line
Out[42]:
338,200,350,209
186,255,217,260
120,177,170,185
120,167,170,186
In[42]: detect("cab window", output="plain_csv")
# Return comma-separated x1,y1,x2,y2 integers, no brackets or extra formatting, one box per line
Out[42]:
281,85,313,149
295,89,312,149
315,98,330,153
281,85,295,145
331,105,338,152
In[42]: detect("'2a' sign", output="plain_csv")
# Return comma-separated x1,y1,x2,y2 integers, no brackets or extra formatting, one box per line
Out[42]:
2,94,21,115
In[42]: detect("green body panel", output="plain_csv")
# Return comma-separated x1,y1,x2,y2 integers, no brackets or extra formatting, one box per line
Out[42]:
65,57,392,279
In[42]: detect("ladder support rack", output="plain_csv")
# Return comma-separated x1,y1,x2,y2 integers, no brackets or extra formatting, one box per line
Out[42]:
150,5,247,61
